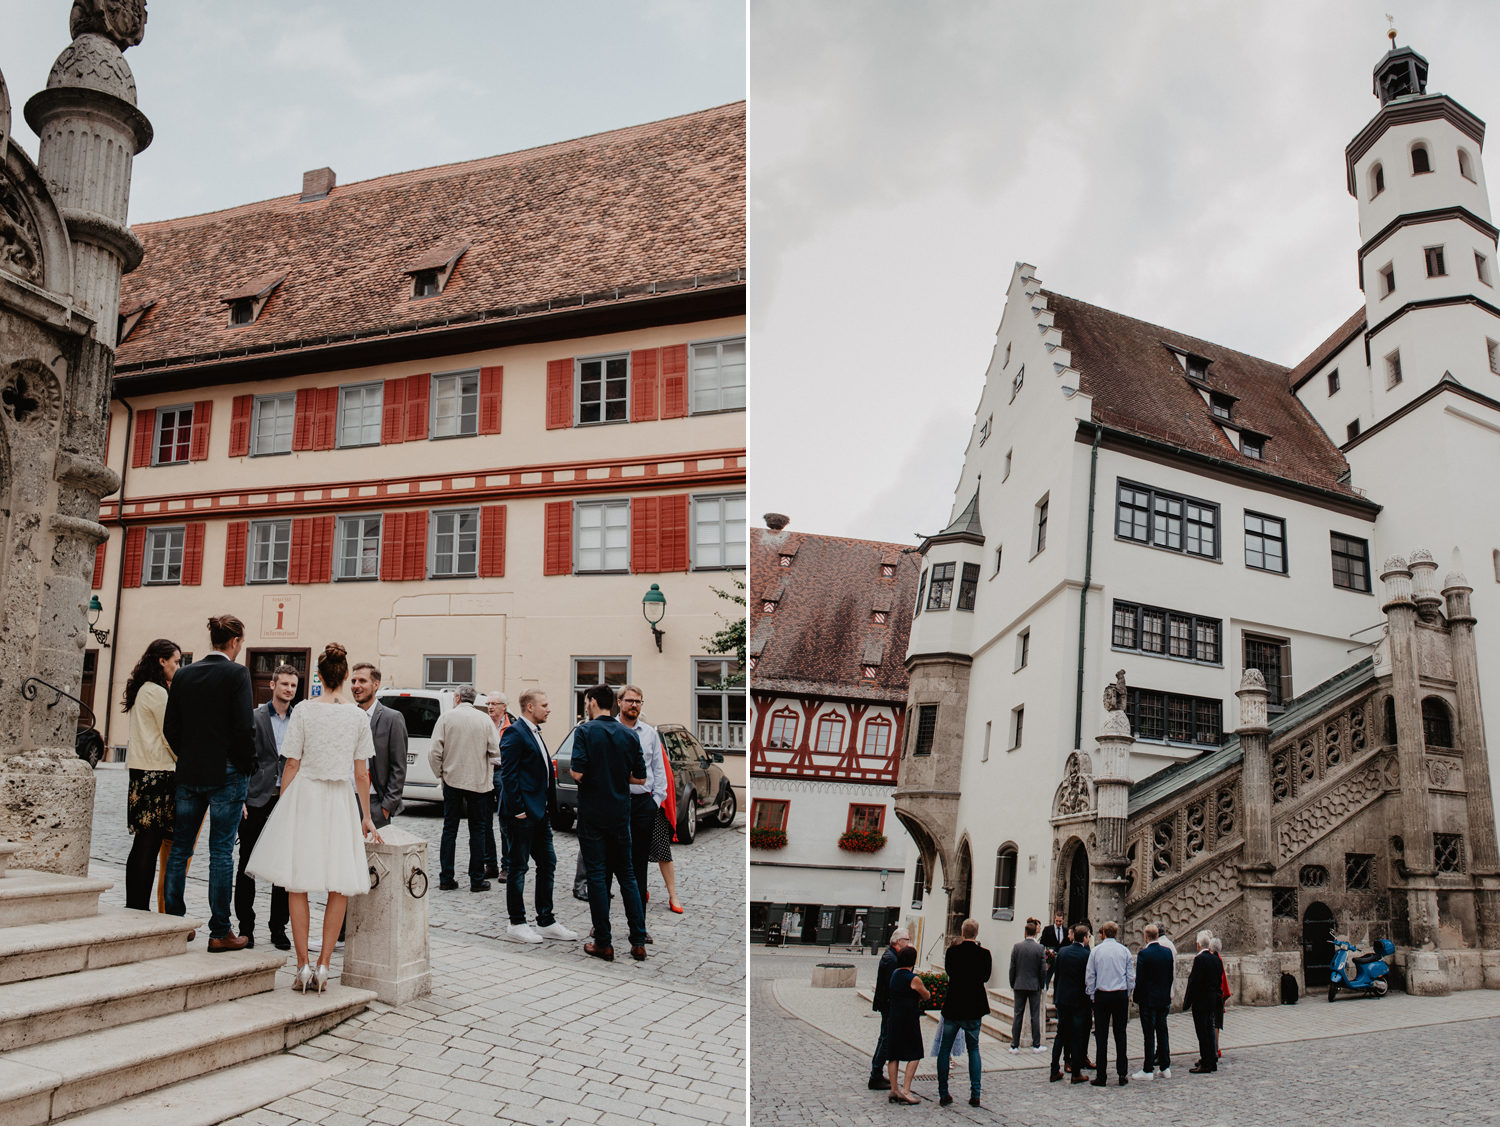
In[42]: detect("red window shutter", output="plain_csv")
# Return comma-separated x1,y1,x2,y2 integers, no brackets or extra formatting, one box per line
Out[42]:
228,395,253,457
91,541,107,589
478,366,503,435
189,401,212,461
404,374,430,442
131,409,156,468
543,501,572,575
381,377,407,444
545,359,573,430
309,515,334,583
660,493,690,571
631,496,661,574
380,512,407,582
122,527,145,588
292,388,316,451
403,510,428,580
312,387,339,451
478,505,507,578
223,521,248,587
660,345,688,419
181,523,205,586
288,517,312,584
630,348,659,422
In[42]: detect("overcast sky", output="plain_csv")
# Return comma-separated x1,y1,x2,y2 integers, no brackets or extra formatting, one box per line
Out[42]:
0,0,744,223
750,1,1500,544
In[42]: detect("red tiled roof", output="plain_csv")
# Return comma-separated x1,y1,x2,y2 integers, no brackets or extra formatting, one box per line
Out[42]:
1047,291,1362,499
117,103,745,369
750,527,918,703
1287,307,1366,391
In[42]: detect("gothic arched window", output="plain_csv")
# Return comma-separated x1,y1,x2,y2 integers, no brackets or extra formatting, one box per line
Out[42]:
1370,162,1385,198
1459,148,1475,182
992,845,1018,913
1412,144,1432,174
1422,697,1453,748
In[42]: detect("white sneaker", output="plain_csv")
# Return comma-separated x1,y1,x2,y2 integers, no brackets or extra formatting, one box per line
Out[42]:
1158,1068,1172,1079
506,923,544,944
1008,1047,1020,1055
536,921,579,941
1032,1045,1047,1053
1131,1070,1153,1081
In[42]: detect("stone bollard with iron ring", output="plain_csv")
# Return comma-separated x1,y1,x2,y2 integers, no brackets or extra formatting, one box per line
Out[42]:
342,825,432,1004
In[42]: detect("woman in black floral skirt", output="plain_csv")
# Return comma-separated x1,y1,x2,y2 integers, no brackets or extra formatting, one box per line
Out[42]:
122,638,181,911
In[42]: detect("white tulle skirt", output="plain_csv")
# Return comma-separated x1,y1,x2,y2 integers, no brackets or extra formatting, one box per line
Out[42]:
245,776,371,897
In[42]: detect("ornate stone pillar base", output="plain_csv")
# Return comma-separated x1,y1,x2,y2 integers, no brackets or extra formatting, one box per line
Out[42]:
0,748,95,876
1401,949,1453,997
1233,954,1284,1006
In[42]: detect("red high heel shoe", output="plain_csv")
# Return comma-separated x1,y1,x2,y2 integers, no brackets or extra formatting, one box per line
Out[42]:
669,901,684,914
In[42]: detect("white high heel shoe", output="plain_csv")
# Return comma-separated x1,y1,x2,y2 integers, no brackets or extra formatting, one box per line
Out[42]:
295,963,315,993
314,964,329,994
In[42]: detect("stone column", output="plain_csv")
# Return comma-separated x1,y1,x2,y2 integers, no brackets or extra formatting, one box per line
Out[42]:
1382,554,1440,949
1235,670,1275,948
1442,571,1500,955
1091,711,1133,926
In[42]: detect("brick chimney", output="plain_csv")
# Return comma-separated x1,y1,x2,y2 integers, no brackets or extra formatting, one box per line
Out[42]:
300,167,336,201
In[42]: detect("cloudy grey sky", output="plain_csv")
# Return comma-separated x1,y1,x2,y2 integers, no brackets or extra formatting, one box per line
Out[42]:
1,0,744,223
750,1,1500,544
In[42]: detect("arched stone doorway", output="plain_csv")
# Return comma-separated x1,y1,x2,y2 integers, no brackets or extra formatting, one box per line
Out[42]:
1066,841,1090,928
948,838,973,941
1302,901,1336,988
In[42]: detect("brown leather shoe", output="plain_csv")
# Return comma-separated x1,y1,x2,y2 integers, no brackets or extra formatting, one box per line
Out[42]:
584,941,614,961
630,945,647,961
207,932,249,953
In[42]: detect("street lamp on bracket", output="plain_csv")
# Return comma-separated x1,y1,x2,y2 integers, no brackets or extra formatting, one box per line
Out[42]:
642,583,667,653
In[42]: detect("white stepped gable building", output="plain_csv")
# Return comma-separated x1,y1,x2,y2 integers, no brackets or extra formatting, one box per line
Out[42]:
893,41,1500,997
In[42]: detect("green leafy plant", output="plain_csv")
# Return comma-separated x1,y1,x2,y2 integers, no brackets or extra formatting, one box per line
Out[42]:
919,970,949,1011
702,575,746,678
750,827,787,850
837,828,887,853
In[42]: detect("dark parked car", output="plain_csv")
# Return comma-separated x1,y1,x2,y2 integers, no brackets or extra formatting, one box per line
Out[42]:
75,725,105,769
553,722,736,842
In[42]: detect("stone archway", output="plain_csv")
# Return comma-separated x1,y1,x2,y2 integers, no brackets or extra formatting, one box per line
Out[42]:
1302,901,1336,988
1065,839,1090,929
948,837,973,942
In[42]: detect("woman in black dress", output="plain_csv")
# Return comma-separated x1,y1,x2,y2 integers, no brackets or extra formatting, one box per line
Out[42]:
885,944,931,1104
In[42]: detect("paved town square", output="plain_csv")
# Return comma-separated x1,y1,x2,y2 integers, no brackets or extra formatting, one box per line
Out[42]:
82,767,746,1125
751,948,1500,1127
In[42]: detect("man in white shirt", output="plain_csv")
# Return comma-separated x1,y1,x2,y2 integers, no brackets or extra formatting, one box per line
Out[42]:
1084,920,1135,1086
619,685,680,928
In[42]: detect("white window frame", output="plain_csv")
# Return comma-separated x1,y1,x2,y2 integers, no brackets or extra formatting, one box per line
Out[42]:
430,371,479,439
338,382,383,448
429,506,479,578
1477,251,1492,287
251,393,295,457
689,336,745,414
692,491,746,570
571,656,630,723
575,499,629,574
1386,349,1403,389
247,518,291,584
693,656,745,753
334,512,382,581
576,353,630,426
144,525,185,585
424,655,475,690
153,404,194,466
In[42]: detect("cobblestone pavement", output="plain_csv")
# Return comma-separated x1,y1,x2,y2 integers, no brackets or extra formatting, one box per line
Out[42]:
751,949,1500,1127
88,768,747,1125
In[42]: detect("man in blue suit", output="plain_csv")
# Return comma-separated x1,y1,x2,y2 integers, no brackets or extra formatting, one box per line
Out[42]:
1050,923,1093,1083
498,689,577,945
1132,922,1175,1080
569,684,649,962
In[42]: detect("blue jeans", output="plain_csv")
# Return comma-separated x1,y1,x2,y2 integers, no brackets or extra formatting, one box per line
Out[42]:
937,1017,983,1099
440,785,488,884
576,818,646,949
164,769,248,939
505,814,556,927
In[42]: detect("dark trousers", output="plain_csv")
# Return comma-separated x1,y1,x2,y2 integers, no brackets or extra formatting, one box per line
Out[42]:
439,785,488,884
481,772,510,872
1051,1002,1088,1073
629,792,659,902
370,795,391,829
576,817,646,949
234,798,289,938
504,814,556,927
1092,989,1129,1080
1139,1004,1170,1071
1192,1006,1219,1070
1011,987,1043,1048
125,829,168,911
868,1007,891,1082
164,770,248,939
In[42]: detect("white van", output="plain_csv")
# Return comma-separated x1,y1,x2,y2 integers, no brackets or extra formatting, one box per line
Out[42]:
377,687,494,805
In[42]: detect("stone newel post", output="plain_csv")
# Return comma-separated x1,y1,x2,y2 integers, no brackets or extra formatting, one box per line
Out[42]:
1091,673,1133,927
1233,669,1283,1004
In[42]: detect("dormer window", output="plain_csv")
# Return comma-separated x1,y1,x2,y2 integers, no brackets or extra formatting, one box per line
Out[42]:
219,271,286,328
1210,393,1233,421
1370,162,1385,198
412,270,441,298
779,554,793,567
1241,433,1265,460
1412,144,1432,175
1185,354,1209,381
229,299,255,326
117,299,154,344
404,241,469,300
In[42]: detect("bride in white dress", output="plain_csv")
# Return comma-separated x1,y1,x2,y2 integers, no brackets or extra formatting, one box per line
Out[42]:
247,642,382,991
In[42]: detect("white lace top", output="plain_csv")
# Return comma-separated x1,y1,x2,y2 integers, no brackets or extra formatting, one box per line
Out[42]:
283,701,373,781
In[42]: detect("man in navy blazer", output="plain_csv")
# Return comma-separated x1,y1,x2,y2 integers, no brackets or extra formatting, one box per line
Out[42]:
1132,923,1176,1080
498,688,577,945
1050,924,1093,1083
569,684,649,962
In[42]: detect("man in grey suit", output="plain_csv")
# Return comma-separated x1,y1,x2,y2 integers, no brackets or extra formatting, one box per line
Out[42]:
1009,916,1048,1052
351,662,407,829
234,663,295,950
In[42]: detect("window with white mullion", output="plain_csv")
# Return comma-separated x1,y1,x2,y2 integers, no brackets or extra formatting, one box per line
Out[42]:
1112,599,1221,665
248,519,291,583
431,372,478,438
576,501,629,573
339,383,383,447
251,394,295,456
690,338,745,413
335,514,382,580
693,492,746,569
577,355,629,425
154,405,194,465
430,508,478,577
144,526,184,584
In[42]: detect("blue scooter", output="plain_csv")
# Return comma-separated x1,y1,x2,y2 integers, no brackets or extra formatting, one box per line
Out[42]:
1328,935,1393,1002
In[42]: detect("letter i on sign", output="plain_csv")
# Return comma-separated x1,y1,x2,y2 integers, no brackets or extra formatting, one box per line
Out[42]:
275,601,286,631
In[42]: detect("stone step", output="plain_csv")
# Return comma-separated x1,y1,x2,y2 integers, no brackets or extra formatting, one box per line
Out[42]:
987,985,1058,1033
0,870,112,927
0,844,21,878
0,949,283,1051
0,983,376,1124
0,908,199,986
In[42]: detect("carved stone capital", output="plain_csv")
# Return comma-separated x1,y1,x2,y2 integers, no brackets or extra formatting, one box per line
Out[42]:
55,450,119,496
69,1,147,52
59,208,144,271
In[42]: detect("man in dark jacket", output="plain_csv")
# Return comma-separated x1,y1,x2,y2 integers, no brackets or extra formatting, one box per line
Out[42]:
162,614,255,951
1051,923,1093,1082
1009,917,1048,1052
1040,910,1068,988
234,663,295,950
867,927,910,1090
1132,923,1175,1079
1183,930,1222,1073
937,919,991,1108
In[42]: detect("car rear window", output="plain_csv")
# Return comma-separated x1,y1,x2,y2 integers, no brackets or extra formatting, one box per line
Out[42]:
660,728,698,766
382,696,442,739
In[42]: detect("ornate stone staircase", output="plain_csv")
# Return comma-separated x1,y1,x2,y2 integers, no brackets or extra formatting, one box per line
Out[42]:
0,845,374,1123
